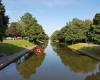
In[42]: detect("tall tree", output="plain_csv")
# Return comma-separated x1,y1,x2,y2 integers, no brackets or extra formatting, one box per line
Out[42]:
20,12,48,43
0,0,9,42
89,13,100,44
93,13,100,25
51,18,92,44
51,30,59,42
67,18,83,28
6,22,21,38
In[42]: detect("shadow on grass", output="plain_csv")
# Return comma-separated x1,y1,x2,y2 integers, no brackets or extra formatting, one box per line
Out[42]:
79,45,100,57
0,43,25,56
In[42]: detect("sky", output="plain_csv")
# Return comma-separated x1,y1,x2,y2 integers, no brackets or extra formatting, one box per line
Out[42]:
2,0,100,36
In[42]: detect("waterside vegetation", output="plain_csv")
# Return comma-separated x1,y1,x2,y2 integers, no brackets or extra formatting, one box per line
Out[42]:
68,43,100,57
51,13,100,56
0,40,34,55
51,13,100,44
0,1,48,55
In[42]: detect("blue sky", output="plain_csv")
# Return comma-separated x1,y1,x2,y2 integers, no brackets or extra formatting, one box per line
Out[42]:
2,0,100,36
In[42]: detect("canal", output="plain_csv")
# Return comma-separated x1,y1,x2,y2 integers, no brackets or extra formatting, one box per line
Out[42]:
0,42,100,80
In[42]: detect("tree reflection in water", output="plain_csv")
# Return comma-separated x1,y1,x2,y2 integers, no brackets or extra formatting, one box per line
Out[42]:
85,65,100,80
15,43,48,79
16,54,45,79
51,42,99,73
16,42,48,79
85,72,100,80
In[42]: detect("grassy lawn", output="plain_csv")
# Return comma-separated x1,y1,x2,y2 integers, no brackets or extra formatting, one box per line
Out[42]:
0,40,34,55
68,43,98,50
68,43,100,56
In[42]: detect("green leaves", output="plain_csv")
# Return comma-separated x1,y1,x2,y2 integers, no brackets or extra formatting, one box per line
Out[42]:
51,13,100,45
88,13,100,44
51,30,59,42
21,13,37,27
51,18,92,44
20,12,48,43
89,25,100,43
6,22,21,37
0,1,9,42
93,13,100,25
6,12,48,43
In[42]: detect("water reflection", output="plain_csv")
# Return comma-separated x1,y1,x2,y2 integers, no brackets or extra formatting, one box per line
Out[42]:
51,42,99,73
16,42,48,79
85,72,100,80
0,42,100,80
16,54,45,79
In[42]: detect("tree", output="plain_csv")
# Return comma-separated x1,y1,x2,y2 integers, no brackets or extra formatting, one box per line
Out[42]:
93,13,100,25
89,13,100,44
67,18,83,28
0,0,9,42
20,12,48,43
51,18,92,44
16,55,45,79
85,72,100,80
51,42,97,73
51,30,59,42
6,22,21,38
89,25,100,44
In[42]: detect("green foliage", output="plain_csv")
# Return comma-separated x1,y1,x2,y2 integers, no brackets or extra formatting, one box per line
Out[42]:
0,40,34,54
51,18,92,44
67,18,83,28
51,42,98,73
16,54,44,79
51,30,59,42
93,13,100,25
85,72,100,80
89,13,100,44
6,12,48,44
0,1,9,42
51,13,100,45
20,13,36,37
64,28,86,42
89,25,100,43
20,12,48,43
6,22,21,37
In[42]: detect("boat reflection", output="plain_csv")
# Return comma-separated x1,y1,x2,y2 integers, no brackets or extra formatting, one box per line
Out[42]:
15,43,48,79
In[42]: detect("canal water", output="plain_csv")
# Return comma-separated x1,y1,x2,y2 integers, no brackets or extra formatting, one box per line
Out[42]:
0,42,100,80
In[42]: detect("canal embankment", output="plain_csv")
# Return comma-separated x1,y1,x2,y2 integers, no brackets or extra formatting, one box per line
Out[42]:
68,43,100,61
0,39,37,70
0,45,36,70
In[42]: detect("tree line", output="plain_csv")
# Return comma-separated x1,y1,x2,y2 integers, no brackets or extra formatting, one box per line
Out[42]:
0,1,48,44
51,13,100,45
6,13,48,43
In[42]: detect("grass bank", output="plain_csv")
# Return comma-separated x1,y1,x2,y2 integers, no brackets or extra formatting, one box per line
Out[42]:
68,43,100,57
0,40,34,55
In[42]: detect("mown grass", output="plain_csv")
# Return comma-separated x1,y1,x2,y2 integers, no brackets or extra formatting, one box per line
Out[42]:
0,40,34,55
68,43,100,56
68,43,98,50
